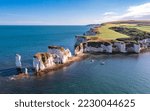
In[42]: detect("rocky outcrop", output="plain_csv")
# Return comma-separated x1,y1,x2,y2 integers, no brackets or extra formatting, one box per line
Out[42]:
75,39,113,55
33,53,55,72
36,54,88,76
74,43,84,55
84,27,100,36
113,42,126,53
85,41,112,53
125,42,140,53
74,38,146,54
48,46,72,63
75,36,87,46
10,73,29,80
15,54,22,68
33,46,72,73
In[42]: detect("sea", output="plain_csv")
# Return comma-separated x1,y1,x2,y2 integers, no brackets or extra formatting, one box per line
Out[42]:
0,26,150,94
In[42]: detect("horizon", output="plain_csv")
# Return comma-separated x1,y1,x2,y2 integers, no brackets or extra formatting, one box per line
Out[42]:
0,0,150,25
0,20,150,26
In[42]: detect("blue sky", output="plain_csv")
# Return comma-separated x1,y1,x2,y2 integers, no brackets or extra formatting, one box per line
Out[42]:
0,0,150,25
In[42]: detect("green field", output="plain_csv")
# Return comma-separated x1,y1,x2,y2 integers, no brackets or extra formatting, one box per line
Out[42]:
124,25,150,32
86,23,150,40
86,24,130,40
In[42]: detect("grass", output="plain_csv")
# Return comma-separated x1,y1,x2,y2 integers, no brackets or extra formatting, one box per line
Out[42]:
124,25,150,32
86,24,129,40
86,23,150,40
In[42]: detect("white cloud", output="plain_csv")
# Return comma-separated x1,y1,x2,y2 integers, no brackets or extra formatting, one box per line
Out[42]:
103,12,117,16
100,2,150,23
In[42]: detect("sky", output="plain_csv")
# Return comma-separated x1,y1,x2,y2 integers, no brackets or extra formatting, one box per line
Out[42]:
0,0,150,25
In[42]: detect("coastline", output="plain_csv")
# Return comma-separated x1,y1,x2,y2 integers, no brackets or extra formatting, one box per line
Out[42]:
16,49,150,79
84,48,150,55
13,54,89,79
36,54,89,76
35,48,150,77
12,21,150,79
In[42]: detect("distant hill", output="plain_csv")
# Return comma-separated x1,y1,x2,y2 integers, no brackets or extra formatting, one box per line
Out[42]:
87,24,101,27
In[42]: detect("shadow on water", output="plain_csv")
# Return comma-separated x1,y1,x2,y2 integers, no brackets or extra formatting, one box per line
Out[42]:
0,68,17,77
0,66,33,77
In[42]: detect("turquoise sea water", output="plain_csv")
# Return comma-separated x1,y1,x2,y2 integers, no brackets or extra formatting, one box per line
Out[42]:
0,26,150,94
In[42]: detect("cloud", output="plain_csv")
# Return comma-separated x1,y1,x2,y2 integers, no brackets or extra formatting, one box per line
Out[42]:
100,2,150,23
103,12,117,17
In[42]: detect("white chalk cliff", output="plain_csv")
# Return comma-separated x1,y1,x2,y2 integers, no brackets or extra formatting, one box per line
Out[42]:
33,46,72,72
15,54,22,68
75,36,150,55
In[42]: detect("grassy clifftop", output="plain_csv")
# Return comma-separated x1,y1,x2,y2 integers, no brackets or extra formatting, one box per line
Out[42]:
86,20,150,40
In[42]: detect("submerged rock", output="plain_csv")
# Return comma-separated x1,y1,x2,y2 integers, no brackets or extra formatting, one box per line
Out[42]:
10,73,29,80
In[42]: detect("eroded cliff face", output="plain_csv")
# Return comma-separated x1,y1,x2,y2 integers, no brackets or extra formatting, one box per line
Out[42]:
83,27,100,36
74,21,150,55
74,43,84,55
33,53,55,72
48,46,72,63
74,36,146,54
15,54,22,68
75,39,113,55
75,36,87,46
33,46,72,72
113,42,126,53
